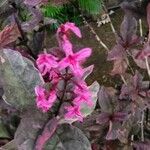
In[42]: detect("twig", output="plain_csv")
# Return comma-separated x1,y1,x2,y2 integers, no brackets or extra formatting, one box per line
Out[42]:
139,0,143,37
102,3,117,38
103,2,135,75
141,110,145,142
82,16,109,51
121,75,127,85
69,0,109,51
139,19,143,37
125,58,134,75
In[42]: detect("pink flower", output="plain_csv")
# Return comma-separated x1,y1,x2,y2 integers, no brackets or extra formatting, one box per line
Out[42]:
36,54,58,76
58,48,92,76
74,81,91,98
57,22,82,53
35,86,57,112
73,81,93,106
61,35,72,54
65,105,83,121
73,96,93,107
49,69,60,84
57,22,82,38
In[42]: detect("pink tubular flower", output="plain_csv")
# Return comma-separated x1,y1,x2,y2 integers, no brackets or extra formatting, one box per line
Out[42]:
58,48,92,76
35,86,57,112
65,105,83,121
36,54,58,76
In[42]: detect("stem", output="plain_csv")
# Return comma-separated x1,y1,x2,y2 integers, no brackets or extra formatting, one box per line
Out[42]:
13,13,36,59
141,110,144,142
55,69,69,116
145,56,150,78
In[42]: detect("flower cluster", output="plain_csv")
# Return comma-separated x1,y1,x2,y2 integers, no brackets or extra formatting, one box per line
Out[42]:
35,22,93,121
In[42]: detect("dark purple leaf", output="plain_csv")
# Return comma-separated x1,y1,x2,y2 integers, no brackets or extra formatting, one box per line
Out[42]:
119,72,139,100
34,117,58,150
0,24,20,48
135,44,150,59
96,112,127,125
82,65,94,80
132,49,148,69
50,0,69,6
24,0,48,6
107,44,126,61
132,71,143,89
133,141,150,150
0,49,44,109
30,30,45,55
117,128,129,144
96,112,110,125
106,122,120,140
98,86,113,113
45,124,91,150
120,14,137,47
14,109,49,150
111,58,127,76
22,7,43,32
120,1,141,19
113,112,127,122
119,84,131,100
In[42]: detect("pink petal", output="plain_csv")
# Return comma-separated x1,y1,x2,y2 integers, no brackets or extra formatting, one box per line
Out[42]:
48,90,57,104
73,96,93,107
65,22,82,38
35,86,57,112
62,36,73,55
35,86,45,97
36,54,58,75
58,58,69,70
75,48,92,62
65,105,83,121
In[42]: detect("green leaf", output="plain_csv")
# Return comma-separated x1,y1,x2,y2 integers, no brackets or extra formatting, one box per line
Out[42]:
45,124,92,150
0,49,44,109
42,5,63,18
81,81,100,117
78,0,102,15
